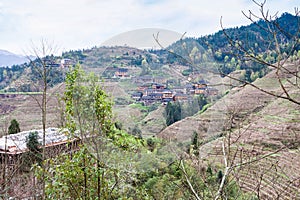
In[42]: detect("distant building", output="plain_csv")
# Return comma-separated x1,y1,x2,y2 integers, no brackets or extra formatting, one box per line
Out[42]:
151,83,165,90
132,76,166,84
153,76,167,84
174,93,189,101
171,86,186,94
115,68,129,78
131,92,143,101
60,58,74,67
207,87,218,96
187,80,210,95
162,89,174,102
149,93,163,101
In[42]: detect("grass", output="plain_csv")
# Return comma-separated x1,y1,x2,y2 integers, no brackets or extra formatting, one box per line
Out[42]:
197,103,212,115
129,103,149,112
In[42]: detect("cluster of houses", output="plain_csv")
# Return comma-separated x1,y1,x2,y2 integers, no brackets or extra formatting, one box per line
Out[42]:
42,58,74,68
103,67,218,104
131,80,218,105
103,67,131,79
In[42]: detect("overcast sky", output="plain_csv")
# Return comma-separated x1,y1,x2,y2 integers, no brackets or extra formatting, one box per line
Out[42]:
0,0,298,55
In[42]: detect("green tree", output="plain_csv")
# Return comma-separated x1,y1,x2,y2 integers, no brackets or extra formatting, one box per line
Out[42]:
26,131,42,159
21,131,42,172
8,119,20,134
191,131,199,155
63,64,113,137
38,65,146,199
164,102,182,126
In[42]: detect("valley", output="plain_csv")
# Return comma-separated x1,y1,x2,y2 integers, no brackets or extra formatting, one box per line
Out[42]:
0,10,299,200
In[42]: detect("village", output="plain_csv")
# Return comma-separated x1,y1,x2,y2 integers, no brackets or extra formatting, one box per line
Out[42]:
109,66,219,105
30,50,219,107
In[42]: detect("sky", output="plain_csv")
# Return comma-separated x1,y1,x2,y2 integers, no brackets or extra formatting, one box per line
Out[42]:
0,0,299,55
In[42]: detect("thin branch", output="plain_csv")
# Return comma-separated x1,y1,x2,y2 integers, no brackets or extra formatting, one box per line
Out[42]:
214,138,229,200
180,159,202,200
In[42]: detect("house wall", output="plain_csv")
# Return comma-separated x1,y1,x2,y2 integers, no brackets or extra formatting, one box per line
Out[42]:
0,139,81,173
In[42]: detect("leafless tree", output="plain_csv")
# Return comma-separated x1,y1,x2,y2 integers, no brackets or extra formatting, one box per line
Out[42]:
24,39,61,199
220,0,300,105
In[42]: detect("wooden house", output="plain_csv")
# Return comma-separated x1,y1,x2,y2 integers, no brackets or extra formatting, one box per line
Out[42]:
207,87,218,96
151,83,165,90
132,92,143,101
162,90,173,99
115,68,129,78
174,93,189,101
0,128,80,172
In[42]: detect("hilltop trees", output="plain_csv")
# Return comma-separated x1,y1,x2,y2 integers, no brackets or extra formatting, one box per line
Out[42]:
219,1,300,105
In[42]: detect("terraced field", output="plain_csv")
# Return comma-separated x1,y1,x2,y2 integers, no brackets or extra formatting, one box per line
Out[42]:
158,62,300,199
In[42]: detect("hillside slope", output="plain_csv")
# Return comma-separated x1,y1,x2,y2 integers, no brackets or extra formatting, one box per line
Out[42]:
157,61,300,199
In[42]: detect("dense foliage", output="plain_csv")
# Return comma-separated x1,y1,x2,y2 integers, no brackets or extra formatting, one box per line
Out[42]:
164,94,208,126
164,101,182,126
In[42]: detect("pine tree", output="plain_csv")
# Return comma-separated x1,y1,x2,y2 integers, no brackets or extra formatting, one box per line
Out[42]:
8,119,21,134
26,131,42,164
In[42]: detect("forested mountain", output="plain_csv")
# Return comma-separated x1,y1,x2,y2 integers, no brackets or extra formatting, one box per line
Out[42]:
167,12,300,80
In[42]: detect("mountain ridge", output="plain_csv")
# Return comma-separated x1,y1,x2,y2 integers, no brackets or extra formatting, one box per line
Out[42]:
0,49,29,67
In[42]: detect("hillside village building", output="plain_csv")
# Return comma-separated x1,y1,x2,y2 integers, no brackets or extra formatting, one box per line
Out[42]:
0,128,79,170
132,80,218,104
114,68,130,78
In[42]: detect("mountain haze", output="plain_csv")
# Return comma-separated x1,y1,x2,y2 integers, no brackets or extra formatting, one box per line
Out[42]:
0,49,29,67
101,28,184,49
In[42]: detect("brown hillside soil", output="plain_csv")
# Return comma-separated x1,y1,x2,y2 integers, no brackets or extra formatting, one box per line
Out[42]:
0,87,64,135
113,105,144,131
158,62,300,199
0,81,132,136
198,95,300,199
140,105,166,137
